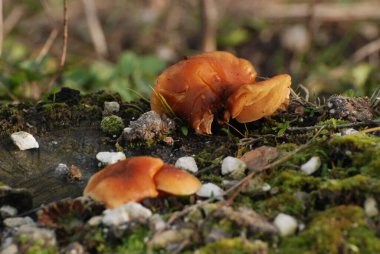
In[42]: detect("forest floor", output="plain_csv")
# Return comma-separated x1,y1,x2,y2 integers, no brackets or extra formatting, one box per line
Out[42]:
1,87,380,253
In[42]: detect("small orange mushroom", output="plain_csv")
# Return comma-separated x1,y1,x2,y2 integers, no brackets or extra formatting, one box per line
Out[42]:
151,51,291,134
83,156,201,208
154,164,201,195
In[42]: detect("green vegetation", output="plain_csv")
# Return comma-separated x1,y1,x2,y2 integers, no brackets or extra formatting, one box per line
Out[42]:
278,206,380,254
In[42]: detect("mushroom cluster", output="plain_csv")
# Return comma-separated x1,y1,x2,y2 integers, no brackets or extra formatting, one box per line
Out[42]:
151,51,291,134
83,156,201,208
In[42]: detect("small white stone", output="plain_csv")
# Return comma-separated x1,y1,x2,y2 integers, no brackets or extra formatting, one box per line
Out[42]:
329,109,336,114
123,127,133,134
102,208,130,227
300,156,321,175
274,213,298,237
221,156,247,175
175,156,198,173
123,202,152,221
3,216,35,228
149,214,166,231
327,102,333,108
96,152,126,165
87,216,103,227
104,101,120,114
0,244,18,254
102,202,152,227
364,197,379,217
10,131,39,150
0,206,17,218
342,128,358,136
55,163,69,176
196,183,224,199
261,183,272,192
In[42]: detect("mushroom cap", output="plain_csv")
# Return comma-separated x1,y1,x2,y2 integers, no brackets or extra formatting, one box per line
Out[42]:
227,74,291,123
153,164,201,195
151,51,257,134
83,157,164,208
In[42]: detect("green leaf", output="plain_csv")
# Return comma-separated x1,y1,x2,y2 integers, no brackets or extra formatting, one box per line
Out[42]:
181,126,189,136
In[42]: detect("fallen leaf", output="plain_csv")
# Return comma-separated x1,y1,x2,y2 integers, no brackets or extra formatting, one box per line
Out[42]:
240,146,279,171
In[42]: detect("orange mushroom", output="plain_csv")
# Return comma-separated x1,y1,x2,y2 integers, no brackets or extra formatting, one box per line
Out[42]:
151,51,291,134
154,164,201,195
83,156,201,208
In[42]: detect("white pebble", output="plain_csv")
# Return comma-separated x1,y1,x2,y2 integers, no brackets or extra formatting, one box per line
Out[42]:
175,156,198,173
96,152,126,165
0,244,18,254
3,217,35,228
87,216,103,227
55,163,69,176
274,213,298,237
221,156,246,175
104,101,120,114
341,128,358,136
196,183,224,199
0,206,17,218
149,214,166,231
300,156,321,175
364,197,379,217
123,127,133,134
102,202,152,227
10,131,39,150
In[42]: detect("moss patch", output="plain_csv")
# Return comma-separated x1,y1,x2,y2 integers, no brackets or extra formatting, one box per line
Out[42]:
194,238,268,254
277,205,380,254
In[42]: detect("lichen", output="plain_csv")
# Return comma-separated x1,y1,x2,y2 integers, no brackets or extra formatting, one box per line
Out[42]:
277,205,380,254
100,115,124,136
194,238,268,254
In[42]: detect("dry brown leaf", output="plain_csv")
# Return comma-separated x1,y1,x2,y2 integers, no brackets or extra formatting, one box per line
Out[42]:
240,146,280,172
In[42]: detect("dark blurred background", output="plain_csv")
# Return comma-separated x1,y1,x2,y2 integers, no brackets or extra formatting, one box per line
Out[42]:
0,0,379,102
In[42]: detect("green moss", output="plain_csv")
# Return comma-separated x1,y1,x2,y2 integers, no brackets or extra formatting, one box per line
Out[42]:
194,238,267,254
271,170,321,192
329,133,380,177
252,192,311,218
16,233,57,254
316,174,376,207
108,226,150,254
278,205,380,254
100,115,124,136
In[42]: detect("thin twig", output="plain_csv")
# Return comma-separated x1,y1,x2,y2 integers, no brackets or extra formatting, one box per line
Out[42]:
82,0,108,57
352,37,380,62
3,5,24,36
0,0,3,58
222,126,325,204
194,164,219,176
47,0,68,90
60,0,68,68
287,120,380,133
36,28,59,63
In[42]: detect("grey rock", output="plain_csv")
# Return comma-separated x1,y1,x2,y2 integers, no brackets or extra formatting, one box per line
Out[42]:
104,101,120,116
123,111,175,141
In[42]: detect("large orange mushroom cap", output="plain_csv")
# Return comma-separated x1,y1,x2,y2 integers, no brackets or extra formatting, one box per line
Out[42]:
83,157,164,208
153,164,201,195
151,51,257,134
